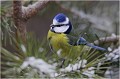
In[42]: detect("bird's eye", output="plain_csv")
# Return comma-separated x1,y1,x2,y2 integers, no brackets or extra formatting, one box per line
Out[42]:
50,24,69,27
50,24,61,27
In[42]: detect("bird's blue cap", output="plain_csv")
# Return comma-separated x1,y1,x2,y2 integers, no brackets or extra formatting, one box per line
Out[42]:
54,13,67,22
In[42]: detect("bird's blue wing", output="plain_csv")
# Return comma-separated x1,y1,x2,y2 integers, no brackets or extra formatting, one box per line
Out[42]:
67,34,107,51
86,43,107,51
77,37,107,51
67,34,80,46
77,37,88,45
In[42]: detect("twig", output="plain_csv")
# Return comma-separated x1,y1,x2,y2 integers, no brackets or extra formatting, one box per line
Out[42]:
94,35,120,45
22,0,50,21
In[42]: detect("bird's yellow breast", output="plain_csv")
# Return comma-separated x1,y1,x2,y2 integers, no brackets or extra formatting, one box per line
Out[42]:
47,30,70,51
47,30,84,59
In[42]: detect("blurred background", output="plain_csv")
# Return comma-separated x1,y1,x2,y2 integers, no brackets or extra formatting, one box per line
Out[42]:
1,1,119,40
28,1,119,40
1,0,119,78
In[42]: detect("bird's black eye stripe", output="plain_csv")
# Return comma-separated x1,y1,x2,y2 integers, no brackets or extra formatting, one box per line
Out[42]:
50,24,69,27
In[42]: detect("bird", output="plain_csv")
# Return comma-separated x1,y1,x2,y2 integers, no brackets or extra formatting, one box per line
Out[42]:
47,13,107,59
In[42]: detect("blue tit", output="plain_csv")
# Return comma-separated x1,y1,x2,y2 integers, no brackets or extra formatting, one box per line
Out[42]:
47,13,106,59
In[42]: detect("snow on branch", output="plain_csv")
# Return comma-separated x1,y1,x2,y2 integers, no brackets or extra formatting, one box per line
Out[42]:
22,0,50,20
94,35,120,45
20,57,56,77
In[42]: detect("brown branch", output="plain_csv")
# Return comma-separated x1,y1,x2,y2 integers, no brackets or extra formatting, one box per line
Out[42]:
13,0,50,43
13,1,26,43
94,35,120,45
22,0,50,21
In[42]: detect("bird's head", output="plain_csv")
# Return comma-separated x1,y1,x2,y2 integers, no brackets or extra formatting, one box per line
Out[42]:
50,13,72,34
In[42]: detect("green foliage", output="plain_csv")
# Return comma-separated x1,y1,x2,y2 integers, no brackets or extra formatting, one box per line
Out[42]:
1,4,14,46
1,32,110,78
1,33,49,77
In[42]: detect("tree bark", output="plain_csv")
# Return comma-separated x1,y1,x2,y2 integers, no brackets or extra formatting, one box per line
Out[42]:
13,1,26,43
13,0,50,43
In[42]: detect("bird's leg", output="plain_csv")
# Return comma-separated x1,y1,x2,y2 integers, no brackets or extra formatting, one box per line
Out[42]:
59,58,65,68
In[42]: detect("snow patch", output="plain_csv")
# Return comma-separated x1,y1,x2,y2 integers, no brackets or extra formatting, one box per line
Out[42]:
106,46,120,61
20,57,56,77
21,44,26,53
82,67,95,78
39,47,44,52
60,59,87,72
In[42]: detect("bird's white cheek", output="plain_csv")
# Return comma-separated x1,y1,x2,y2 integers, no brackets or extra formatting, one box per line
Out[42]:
54,25,69,33
50,27,52,30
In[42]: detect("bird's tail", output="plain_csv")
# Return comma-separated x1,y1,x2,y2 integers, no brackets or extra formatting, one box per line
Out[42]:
78,37,107,51
86,43,107,51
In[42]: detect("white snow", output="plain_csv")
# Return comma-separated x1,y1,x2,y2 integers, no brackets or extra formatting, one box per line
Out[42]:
106,46,120,61
82,67,95,78
104,68,114,78
39,47,44,52
108,47,112,52
20,57,56,77
22,1,43,14
60,59,87,72
109,53,115,58
21,44,26,53
111,33,117,37
20,61,29,69
113,55,119,60
60,64,72,72
88,67,95,71
97,62,102,70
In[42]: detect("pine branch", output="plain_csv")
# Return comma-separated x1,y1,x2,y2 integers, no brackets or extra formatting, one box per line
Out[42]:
94,35,120,45
13,0,50,43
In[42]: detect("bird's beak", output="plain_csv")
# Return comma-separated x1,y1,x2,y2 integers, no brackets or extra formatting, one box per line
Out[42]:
50,24,55,32
50,24,54,27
